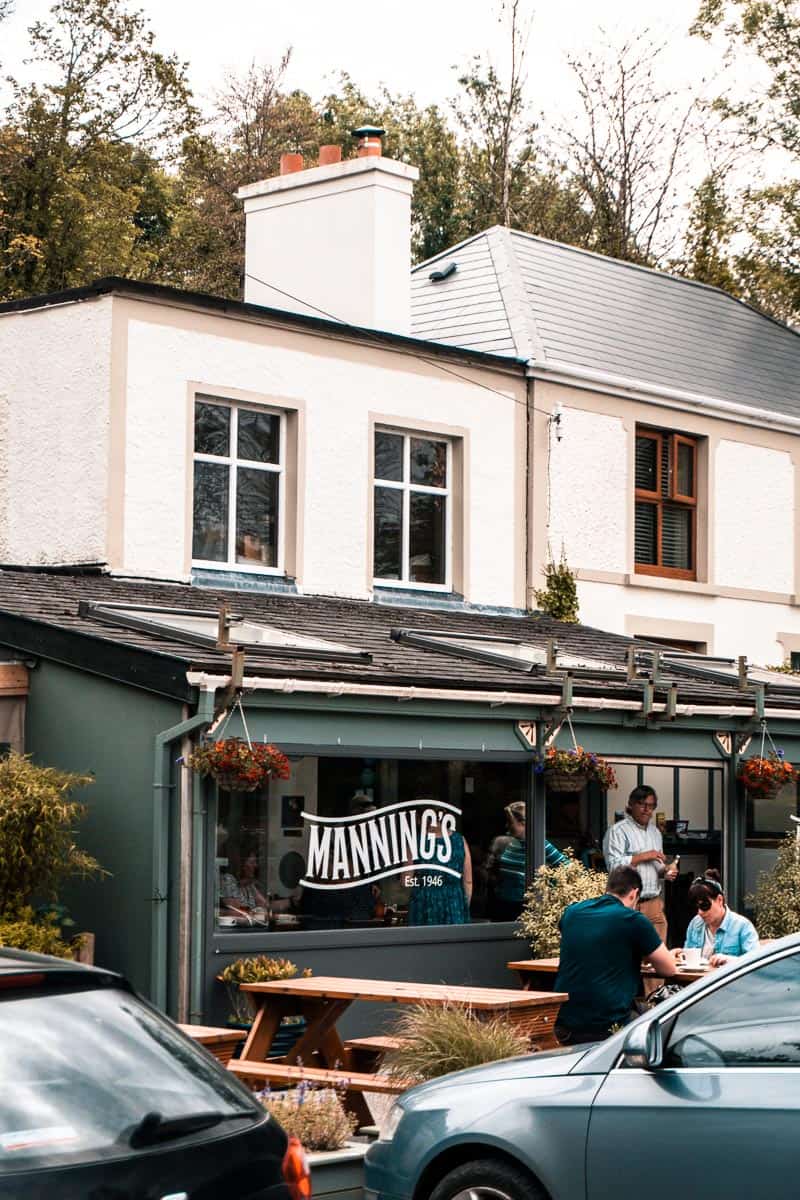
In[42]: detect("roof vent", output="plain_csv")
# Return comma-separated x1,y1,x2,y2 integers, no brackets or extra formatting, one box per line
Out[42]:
351,124,385,157
429,261,458,283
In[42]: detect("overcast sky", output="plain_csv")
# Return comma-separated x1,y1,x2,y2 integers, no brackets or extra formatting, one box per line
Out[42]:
3,0,720,118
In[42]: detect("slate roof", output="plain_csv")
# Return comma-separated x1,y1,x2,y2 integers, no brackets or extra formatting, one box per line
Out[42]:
0,568,792,714
411,226,800,418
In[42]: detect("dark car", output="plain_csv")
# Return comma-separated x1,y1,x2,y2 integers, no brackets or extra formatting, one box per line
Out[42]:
366,933,800,1200
0,949,305,1200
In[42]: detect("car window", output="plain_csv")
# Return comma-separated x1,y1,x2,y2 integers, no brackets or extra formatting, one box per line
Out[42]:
0,983,258,1171
664,952,800,1068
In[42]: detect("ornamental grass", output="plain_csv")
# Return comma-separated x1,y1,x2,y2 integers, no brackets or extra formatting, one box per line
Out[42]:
383,1003,529,1084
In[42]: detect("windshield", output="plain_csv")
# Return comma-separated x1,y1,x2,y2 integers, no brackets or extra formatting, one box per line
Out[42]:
0,982,259,1170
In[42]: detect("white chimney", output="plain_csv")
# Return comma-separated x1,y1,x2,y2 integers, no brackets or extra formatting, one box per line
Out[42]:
237,126,419,335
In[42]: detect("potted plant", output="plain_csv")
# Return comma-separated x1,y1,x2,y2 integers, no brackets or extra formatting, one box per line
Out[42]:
539,746,618,793
383,1003,529,1084
260,1083,367,1199
218,955,311,1057
188,738,290,792
738,752,798,799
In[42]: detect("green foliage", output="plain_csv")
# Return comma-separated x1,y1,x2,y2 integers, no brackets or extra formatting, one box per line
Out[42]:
218,954,311,1024
384,1003,529,1084
261,1086,357,1151
678,172,740,293
534,553,579,623
517,853,607,956
749,829,800,937
0,905,73,958
0,751,103,914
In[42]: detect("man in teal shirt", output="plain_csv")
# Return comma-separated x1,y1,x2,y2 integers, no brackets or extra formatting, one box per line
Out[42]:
555,865,678,1044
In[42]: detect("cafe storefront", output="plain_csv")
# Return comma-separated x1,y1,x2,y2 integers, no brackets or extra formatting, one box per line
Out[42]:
2,570,800,1027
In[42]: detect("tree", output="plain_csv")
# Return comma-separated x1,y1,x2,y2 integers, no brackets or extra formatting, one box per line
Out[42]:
677,170,740,293
562,34,697,265
0,0,194,298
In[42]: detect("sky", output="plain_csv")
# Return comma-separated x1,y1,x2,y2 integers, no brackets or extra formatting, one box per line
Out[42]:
2,0,721,119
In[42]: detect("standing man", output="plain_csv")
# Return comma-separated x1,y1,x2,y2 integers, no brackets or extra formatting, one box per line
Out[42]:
554,865,678,1044
603,785,677,945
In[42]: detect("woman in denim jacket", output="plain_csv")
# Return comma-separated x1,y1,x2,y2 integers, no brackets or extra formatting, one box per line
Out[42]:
682,870,759,966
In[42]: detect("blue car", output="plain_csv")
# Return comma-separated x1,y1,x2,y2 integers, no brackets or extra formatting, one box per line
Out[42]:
366,933,800,1200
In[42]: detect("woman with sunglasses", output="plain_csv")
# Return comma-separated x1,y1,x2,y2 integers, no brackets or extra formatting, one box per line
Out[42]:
681,869,759,966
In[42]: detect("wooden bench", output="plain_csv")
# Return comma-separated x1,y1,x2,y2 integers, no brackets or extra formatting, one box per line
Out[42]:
227,1059,409,1095
343,1034,407,1072
179,1024,246,1065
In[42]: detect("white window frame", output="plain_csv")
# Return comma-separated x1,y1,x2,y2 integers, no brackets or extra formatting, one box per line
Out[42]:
192,397,286,576
373,428,452,592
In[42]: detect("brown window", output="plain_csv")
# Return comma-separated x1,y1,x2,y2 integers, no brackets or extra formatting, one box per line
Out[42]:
634,429,697,579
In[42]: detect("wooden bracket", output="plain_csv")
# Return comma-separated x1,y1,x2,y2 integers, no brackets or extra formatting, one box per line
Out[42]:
665,683,677,721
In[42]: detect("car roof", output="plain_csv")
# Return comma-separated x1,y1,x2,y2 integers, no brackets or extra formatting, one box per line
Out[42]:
0,947,121,983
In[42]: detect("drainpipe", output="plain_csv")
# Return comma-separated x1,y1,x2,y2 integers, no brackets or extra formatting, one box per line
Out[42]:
152,686,216,1014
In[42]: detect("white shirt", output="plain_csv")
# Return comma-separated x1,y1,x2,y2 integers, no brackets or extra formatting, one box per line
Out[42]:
603,815,665,899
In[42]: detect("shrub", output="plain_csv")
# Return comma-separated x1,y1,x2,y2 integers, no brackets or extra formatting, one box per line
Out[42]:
260,1084,357,1151
383,1004,529,1084
534,553,579,623
0,906,74,958
0,752,103,914
217,955,311,1023
749,830,800,937
517,852,607,956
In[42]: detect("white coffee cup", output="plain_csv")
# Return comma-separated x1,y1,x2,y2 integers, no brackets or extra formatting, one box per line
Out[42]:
682,947,702,968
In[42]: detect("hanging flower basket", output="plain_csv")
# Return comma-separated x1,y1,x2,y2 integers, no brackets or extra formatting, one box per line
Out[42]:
540,746,618,793
738,753,798,800
188,738,290,792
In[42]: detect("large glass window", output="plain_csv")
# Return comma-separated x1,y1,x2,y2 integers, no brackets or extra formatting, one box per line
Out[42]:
374,431,450,588
193,397,284,572
635,428,698,579
664,952,800,1067
214,757,528,932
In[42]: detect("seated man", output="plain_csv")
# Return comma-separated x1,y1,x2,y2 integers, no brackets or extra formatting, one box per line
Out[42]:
554,865,678,1045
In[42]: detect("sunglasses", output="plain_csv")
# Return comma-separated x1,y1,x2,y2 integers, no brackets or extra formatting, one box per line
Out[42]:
695,899,712,912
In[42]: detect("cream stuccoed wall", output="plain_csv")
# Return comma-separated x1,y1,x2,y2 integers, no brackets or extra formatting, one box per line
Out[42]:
0,300,113,566
119,298,527,606
533,379,800,664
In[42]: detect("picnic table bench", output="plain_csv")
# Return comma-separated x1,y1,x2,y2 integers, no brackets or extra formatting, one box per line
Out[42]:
507,957,711,988
227,974,566,1123
178,1023,246,1065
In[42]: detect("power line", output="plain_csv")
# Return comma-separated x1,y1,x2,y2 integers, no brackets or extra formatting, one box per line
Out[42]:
243,271,556,421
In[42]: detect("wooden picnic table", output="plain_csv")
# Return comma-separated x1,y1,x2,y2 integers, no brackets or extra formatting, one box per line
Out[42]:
507,957,712,988
232,974,566,1125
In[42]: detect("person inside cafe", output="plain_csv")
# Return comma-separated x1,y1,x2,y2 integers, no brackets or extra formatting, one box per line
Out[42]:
487,802,570,920
603,784,678,944
554,865,678,1045
220,847,269,918
679,869,759,966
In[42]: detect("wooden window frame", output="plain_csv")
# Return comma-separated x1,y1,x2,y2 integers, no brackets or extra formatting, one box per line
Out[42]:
635,428,698,581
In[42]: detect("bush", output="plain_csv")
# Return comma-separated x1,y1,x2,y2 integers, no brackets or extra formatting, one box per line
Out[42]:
0,752,103,913
260,1085,357,1151
0,906,74,958
534,553,579,623
749,830,800,937
217,955,311,1023
517,853,607,957
383,1004,529,1084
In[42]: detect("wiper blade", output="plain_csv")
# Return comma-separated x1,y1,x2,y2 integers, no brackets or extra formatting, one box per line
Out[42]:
129,1109,250,1148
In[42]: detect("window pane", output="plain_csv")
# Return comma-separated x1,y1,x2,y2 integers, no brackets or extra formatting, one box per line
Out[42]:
635,435,658,492
665,953,800,1067
236,468,279,566
410,492,446,584
192,461,229,561
374,487,402,579
634,501,657,565
410,438,447,487
676,440,694,497
375,432,403,481
662,504,692,570
195,402,230,456
238,409,280,464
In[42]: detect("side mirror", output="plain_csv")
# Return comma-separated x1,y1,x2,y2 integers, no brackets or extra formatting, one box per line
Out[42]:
621,1019,663,1070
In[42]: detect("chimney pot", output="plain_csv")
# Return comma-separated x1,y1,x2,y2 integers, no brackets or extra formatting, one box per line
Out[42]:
351,124,385,158
318,144,342,166
280,152,304,175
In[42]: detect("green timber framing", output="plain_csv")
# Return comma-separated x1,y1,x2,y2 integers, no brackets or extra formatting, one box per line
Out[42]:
0,571,797,1025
